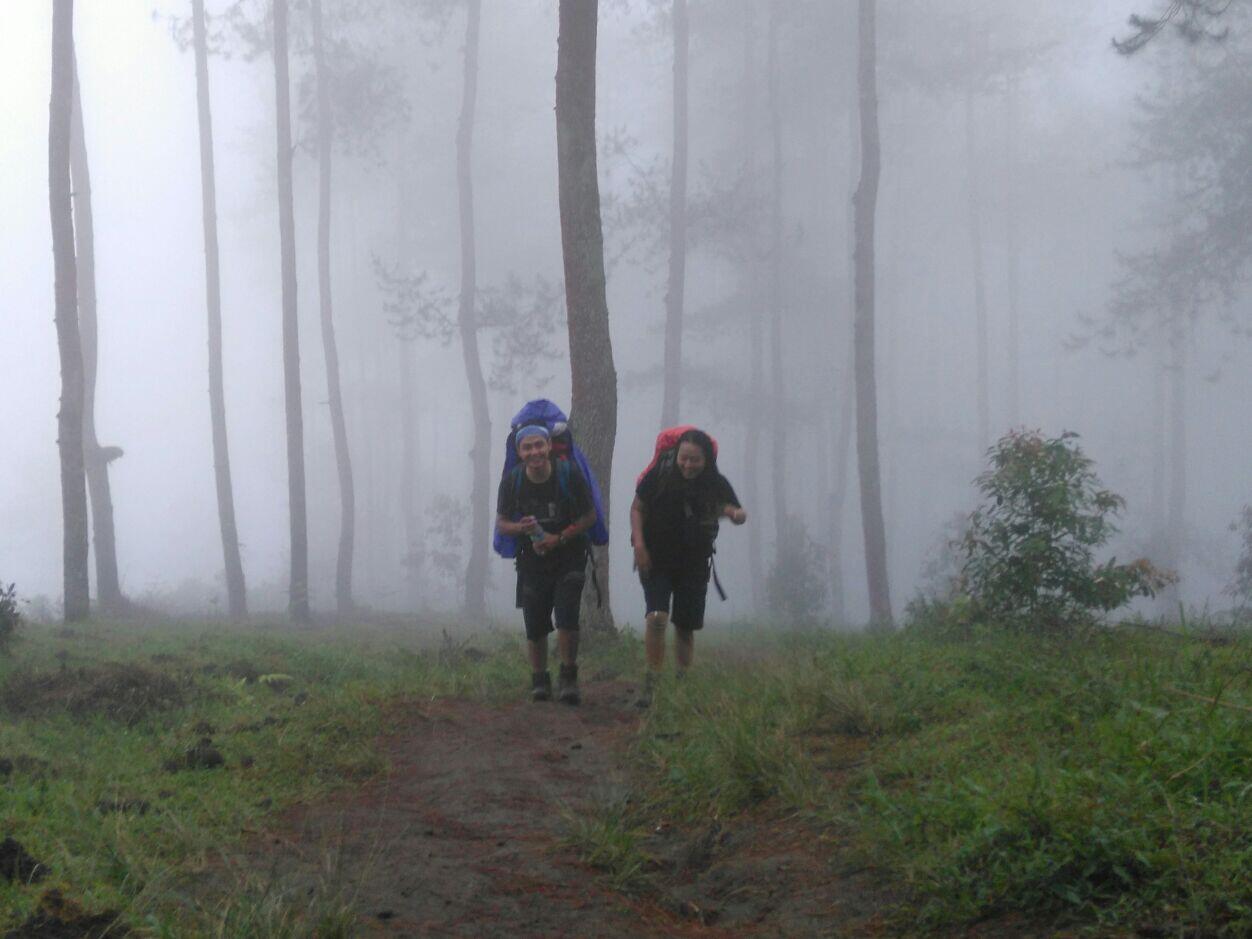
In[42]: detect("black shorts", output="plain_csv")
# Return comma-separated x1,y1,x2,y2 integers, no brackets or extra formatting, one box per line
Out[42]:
641,563,710,631
517,565,586,641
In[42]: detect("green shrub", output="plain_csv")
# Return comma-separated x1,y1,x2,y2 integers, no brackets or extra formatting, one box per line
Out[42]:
0,582,19,649
961,430,1170,630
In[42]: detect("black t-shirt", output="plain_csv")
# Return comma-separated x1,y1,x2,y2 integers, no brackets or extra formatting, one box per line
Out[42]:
636,459,740,572
497,460,593,574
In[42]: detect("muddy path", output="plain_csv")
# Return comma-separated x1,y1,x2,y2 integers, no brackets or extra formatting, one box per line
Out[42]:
256,681,895,937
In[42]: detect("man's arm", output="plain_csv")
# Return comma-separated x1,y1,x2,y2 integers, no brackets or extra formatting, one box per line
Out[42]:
532,507,596,555
497,514,539,537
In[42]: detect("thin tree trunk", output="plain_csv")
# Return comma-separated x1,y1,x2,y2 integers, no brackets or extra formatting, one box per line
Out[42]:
192,0,247,618
767,1,788,544
965,84,990,452
69,59,125,615
399,339,422,610
1004,77,1021,428
457,0,492,618
273,0,309,622
557,0,618,633
853,0,892,627
50,0,90,622
830,359,854,625
1163,331,1187,608
742,0,764,611
311,0,355,617
660,0,689,428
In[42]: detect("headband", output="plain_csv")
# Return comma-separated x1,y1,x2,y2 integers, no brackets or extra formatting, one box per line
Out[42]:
516,425,550,444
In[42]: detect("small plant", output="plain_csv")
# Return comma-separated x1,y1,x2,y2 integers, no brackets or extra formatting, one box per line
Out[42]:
0,582,19,649
1228,505,1252,614
766,516,828,627
961,430,1171,629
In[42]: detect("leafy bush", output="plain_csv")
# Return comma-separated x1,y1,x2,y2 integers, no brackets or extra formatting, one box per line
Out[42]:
961,430,1170,629
0,582,19,649
766,516,828,627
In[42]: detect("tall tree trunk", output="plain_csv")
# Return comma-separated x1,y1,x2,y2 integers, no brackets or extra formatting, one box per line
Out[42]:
1004,78,1021,428
192,0,247,618
742,0,764,610
69,59,125,615
1163,331,1187,609
273,0,309,622
457,0,492,618
965,84,990,452
829,362,854,624
556,0,618,632
399,339,422,610
853,0,892,627
660,0,689,428
311,0,355,617
767,1,788,544
50,0,90,622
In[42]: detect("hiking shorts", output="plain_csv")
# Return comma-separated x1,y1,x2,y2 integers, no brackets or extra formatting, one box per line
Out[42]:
517,566,586,641
641,563,710,631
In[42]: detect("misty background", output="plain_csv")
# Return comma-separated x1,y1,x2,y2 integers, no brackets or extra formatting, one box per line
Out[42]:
4,0,1250,624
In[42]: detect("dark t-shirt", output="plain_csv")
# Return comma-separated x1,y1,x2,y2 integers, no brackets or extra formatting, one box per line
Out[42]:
636,459,740,573
497,460,593,574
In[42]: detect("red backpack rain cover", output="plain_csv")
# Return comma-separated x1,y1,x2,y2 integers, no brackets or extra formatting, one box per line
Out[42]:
637,426,720,488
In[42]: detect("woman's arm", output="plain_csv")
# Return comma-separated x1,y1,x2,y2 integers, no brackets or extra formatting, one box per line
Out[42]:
630,495,651,572
722,504,747,525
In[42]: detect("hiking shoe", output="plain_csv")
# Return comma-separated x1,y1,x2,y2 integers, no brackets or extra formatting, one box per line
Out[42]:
557,664,580,705
531,670,552,702
634,671,657,709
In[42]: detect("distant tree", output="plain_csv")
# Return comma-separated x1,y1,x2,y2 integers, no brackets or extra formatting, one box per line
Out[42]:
556,0,619,632
1229,505,1252,612
1114,0,1235,54
660,0,688,428
310,0,356,617
49,0,90,622
852,0,892,627
273,0,311,622
69,58,127,615
190,0,248,618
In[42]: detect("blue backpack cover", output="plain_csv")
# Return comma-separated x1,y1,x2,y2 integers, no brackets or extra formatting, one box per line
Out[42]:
493,399,610,559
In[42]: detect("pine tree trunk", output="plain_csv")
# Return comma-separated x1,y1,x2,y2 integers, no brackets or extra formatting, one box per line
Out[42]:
69,60,125,615
50,0,90,622
741,0,764,611
457,0,492,618
660,0,689,429
1163,332,1187,609
965,85,990,453
273,0,309,622
399,339,423,611
556,0,618,633
192,0,247,618
767,1,788,544
311,0,355,617
853,0,892,627
1004,78,1021,428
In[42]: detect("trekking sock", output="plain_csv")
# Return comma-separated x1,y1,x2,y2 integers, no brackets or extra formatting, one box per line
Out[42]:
531,670,552,702
557,664,580,705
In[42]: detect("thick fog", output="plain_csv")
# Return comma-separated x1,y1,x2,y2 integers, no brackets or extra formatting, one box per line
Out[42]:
4,0,1251,624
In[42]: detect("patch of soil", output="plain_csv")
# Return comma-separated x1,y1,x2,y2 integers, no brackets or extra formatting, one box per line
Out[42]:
3,888,128,938
0,663,187,726
238,681,909,937
0,837,48,884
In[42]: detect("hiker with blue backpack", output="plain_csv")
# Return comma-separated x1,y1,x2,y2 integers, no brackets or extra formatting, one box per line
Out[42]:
495,401,610,705
630,427,746,707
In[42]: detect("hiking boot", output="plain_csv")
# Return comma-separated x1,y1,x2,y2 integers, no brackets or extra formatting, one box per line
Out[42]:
634,671,657,709
557,664,580,705
531,670,552,702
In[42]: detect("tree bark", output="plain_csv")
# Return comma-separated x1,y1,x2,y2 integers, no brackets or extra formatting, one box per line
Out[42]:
660,0,689,429
965,84,990,453
556,0,618,632
311,0,356,617
273,0,310,622
457,0,492,618
741,0,764,611
192,0,247,618
1163,331,1187,608
853,0,892,627
69,59,125,615
50,0,90,622
767,1,788,544
1004,78,1021,429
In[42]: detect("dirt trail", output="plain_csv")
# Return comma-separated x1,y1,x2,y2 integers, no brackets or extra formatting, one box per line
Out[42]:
261,681,891,937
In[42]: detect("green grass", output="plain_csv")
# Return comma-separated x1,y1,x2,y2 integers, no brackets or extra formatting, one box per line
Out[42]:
616,624,1252,935
0,618,532,935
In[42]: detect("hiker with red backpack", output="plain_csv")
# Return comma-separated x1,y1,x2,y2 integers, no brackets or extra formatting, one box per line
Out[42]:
631,427,746,706
495,401,610,705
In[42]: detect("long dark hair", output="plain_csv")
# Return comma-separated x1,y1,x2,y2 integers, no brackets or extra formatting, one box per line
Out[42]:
659,428,720,495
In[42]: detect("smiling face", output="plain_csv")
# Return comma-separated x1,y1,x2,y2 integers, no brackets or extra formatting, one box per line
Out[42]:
517,433,552,472
676,441,707,480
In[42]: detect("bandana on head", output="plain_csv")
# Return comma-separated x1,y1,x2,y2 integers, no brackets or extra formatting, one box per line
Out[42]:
516,425,550,445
